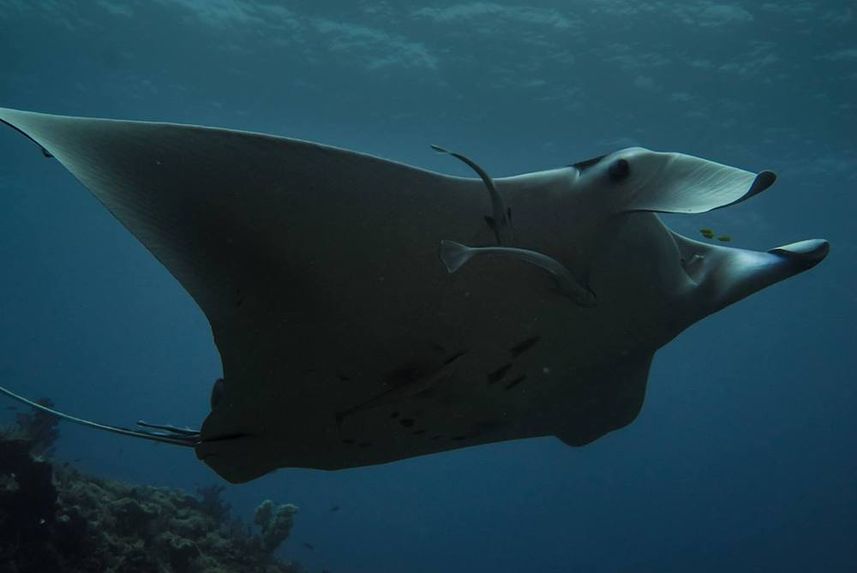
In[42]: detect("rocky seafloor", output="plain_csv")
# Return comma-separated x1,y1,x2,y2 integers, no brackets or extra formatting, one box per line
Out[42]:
0,401,306,573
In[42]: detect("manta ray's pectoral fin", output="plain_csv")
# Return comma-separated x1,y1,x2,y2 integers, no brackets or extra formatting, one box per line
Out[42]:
555,353,653,447
439,240,596,307
431,144,512,244
0,113,54,158
0,384,200,447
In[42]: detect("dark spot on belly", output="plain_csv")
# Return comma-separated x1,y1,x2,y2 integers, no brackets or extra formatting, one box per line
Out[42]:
342,439,355,445
443,350,467,365
358,442,372,448
387,365,426,388
390,411,400,419
400,418,415,428
431,435,442,441
412,429,426,436
487,364,512,385
505,375,527,389
510,336,541,357
337,373,351,382
452,435,468,441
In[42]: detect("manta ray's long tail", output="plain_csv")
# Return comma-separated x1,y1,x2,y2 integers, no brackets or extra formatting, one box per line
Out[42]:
0,384,199,447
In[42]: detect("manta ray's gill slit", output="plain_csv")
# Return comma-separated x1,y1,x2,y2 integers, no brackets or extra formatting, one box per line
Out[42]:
487,364,513,385
389,411,400,419
399,418,416,428
414,388,437,400
510,336,541,357
443,350,467,365
504,375,527,390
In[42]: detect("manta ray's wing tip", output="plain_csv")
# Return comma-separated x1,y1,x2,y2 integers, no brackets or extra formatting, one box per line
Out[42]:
749,170,777,197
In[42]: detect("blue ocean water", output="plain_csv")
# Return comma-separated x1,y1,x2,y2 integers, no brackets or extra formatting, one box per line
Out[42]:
0,1,854,571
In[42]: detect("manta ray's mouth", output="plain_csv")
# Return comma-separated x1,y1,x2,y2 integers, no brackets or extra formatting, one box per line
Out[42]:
673,230,829,313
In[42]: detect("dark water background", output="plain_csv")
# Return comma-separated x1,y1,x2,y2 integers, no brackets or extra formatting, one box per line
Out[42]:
0,1,855,571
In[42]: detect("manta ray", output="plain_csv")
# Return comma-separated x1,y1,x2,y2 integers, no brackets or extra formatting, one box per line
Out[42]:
0,108,828,484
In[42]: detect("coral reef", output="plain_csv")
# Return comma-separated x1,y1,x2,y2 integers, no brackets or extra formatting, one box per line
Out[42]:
195,483,231,523
0,410,304,573
255,500,299,554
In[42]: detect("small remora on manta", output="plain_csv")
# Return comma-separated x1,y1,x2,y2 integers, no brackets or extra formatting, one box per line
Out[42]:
0,108,829,483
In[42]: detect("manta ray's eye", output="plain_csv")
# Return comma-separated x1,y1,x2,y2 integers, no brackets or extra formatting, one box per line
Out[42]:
608,158,631,182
